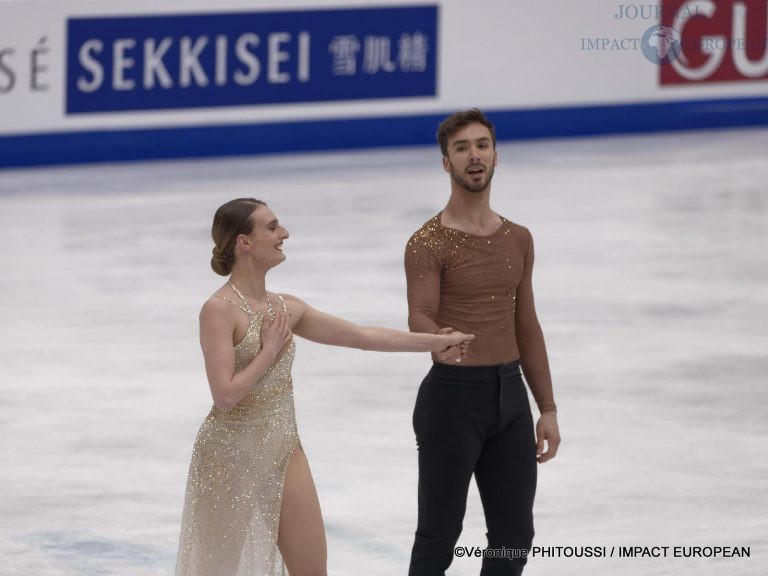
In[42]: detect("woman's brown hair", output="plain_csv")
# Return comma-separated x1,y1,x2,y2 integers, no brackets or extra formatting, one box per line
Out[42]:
210,198,266,276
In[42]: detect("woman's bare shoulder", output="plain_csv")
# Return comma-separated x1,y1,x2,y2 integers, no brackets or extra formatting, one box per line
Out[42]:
277,293,311,317
279,292,303,303
200,286,238,319
278,292,307,307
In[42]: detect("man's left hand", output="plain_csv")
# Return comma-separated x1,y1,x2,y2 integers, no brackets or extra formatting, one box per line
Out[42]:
536,412,561,464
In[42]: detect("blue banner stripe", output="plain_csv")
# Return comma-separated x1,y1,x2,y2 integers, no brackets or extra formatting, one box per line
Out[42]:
2,97,768,169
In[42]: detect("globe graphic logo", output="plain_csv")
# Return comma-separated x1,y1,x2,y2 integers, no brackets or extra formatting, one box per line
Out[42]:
641,25,683,65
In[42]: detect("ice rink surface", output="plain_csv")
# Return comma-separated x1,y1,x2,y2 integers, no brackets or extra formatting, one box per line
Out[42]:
1,127,767,575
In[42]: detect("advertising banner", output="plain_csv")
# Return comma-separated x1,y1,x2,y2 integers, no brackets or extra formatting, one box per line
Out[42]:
660,0,768,84
2,0,768,167
66,6,438,113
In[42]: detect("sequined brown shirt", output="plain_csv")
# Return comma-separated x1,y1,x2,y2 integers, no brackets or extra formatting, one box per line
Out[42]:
405,212,556,412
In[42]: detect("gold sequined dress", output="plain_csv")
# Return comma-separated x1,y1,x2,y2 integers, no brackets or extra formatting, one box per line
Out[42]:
175,285,299,576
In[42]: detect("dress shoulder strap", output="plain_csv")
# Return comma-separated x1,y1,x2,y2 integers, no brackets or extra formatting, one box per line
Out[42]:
274,293,288,313
227,280,256,316
210,296,252,316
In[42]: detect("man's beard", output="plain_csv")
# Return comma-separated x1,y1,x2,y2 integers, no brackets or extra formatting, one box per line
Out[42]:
449,162,495,193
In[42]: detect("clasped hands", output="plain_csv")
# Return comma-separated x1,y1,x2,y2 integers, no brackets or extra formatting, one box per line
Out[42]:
436,326,472,363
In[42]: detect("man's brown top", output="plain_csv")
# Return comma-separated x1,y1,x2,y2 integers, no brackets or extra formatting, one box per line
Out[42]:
404,212,556,412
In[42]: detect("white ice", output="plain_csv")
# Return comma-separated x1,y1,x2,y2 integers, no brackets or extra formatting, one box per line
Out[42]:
1,127,767,576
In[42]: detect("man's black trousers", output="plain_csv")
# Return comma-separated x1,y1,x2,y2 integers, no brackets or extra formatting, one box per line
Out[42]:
409,360,537,576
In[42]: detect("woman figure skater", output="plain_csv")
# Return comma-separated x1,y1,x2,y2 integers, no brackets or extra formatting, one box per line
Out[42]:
175,198,473,576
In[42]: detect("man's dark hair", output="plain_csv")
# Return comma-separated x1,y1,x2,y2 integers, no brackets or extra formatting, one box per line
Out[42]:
437,108,496,157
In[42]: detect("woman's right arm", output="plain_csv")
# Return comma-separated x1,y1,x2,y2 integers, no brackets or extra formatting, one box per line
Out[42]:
199,299,291,412
284,295,472,352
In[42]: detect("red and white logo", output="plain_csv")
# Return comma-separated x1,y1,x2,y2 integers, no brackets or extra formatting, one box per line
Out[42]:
660,0,768,84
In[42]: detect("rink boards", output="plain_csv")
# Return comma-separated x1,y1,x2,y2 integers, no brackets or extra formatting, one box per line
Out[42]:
1,0,768,167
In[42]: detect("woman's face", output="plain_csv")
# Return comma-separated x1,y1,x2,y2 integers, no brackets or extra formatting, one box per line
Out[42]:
238,205,290,269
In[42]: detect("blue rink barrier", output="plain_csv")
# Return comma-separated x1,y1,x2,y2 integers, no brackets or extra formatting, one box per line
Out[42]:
2,96,768,168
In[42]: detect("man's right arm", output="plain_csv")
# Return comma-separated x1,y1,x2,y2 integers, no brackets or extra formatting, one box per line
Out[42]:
404,238,442,333
405,238,467,362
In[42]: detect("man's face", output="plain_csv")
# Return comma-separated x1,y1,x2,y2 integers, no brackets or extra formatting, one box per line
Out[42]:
443,123,497,193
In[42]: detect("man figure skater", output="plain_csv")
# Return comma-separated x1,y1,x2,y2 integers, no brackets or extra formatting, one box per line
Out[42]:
405,108,561,575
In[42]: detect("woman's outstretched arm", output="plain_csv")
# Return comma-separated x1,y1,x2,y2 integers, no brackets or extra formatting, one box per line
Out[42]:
283,294,472,352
